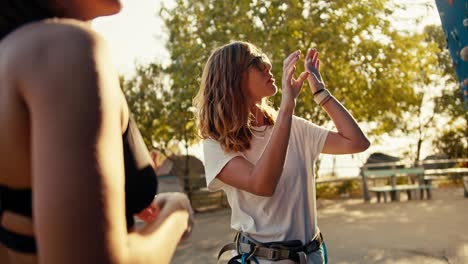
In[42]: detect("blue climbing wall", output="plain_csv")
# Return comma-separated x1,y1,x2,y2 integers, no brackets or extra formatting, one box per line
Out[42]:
434,0,468,110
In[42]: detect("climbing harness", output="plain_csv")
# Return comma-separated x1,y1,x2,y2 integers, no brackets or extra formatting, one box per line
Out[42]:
218,231,325,263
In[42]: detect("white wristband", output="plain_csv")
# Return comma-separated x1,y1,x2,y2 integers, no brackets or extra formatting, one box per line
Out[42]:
313,89,331,105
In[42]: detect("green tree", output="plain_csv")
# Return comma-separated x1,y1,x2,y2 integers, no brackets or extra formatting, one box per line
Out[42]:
398,25,452,164
434,125,468,159
121,63,199,196
428,24,468,159
432,83,468,159
120,63,195,159
160,0,437,135
394,24,468,163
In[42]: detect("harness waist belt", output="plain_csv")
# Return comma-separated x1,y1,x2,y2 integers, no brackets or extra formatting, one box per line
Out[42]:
218,231,324,264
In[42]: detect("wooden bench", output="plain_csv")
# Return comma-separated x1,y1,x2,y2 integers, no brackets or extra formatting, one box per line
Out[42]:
181,174,228,212
465,176,468,198
362,167,432,203
423,168,468,198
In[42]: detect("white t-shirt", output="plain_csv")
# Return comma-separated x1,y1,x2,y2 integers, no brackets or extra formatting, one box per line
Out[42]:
203,116,329,246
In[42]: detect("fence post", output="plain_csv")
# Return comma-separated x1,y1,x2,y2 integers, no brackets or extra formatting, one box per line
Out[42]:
463,176,468,198
361,165,370,202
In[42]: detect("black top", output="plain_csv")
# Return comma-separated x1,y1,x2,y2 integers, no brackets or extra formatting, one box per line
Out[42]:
0,115,157,253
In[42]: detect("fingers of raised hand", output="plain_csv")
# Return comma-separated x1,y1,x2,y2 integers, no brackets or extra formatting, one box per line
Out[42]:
291,71,309,92
312,49,318,64
283,50,301,69
296,71,310,84
306,48,319,70
286,65,297,83
306,48,317,60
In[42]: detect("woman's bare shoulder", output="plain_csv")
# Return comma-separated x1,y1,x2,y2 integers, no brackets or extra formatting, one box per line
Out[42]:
1,19,106,76
0,18,122,123
1,19,115,100
2,18,98,45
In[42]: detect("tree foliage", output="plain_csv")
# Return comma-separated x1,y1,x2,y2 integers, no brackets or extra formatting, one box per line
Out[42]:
434,125,468,159
423,24,457,83
433,82,468,159
160,0,438,135
426,25,468,158
430,23,468,128
388,24,468,161
122,1,462,164
120,63,195,158
395,24,453,162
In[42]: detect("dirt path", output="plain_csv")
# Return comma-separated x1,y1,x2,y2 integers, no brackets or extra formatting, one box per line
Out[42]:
171,187,468,264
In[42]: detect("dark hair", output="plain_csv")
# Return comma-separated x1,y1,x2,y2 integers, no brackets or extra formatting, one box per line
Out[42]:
0,0,54,39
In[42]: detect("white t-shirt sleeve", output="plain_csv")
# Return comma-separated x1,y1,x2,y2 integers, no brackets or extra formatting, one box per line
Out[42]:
294,116,329,160
202,138,242,191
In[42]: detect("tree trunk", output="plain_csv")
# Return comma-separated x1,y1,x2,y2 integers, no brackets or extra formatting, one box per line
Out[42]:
415,138,423,166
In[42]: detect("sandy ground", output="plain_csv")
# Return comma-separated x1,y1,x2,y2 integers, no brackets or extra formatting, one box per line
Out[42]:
170,187,468,264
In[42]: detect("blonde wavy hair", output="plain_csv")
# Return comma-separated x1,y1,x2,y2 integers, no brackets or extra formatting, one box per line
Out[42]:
194,41,276,153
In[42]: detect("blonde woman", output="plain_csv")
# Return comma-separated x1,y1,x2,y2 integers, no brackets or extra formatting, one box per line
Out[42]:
0,1,192,263
195,41,370,264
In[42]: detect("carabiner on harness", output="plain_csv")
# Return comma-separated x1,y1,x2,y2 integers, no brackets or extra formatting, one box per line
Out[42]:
241,253,259,264
236,232,258,263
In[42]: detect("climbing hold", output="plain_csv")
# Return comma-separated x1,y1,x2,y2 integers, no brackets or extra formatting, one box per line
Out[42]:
461,46,468,61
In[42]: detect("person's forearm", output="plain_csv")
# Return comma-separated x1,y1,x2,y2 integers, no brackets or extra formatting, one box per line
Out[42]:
124,211,189,264
322,97,369,147
249,103,294,196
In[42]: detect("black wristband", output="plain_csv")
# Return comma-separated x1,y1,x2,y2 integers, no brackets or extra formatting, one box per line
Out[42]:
313,89,325,96
320,96,333,106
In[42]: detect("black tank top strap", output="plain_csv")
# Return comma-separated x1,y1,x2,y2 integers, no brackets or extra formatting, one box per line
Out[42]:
0,185,32,217
0,185,36,253
0,226,36,253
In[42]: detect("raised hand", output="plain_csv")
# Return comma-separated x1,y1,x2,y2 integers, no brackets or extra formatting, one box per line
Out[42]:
281,50,309,106
305,48,325,93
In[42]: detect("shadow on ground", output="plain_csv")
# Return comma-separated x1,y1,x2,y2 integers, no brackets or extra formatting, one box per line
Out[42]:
171,187,468,264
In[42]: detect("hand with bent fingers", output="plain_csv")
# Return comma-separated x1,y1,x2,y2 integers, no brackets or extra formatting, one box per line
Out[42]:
136,201,160,223
281,50,310,106
137,192,194,243
304,48,325,93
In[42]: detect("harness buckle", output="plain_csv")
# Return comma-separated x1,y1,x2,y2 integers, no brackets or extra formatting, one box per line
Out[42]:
267,248,281,260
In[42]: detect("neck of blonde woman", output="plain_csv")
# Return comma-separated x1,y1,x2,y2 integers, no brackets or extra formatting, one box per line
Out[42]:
250,105,267,127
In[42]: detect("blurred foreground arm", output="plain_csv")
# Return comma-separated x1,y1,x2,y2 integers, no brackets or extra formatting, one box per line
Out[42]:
16,21,188,264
